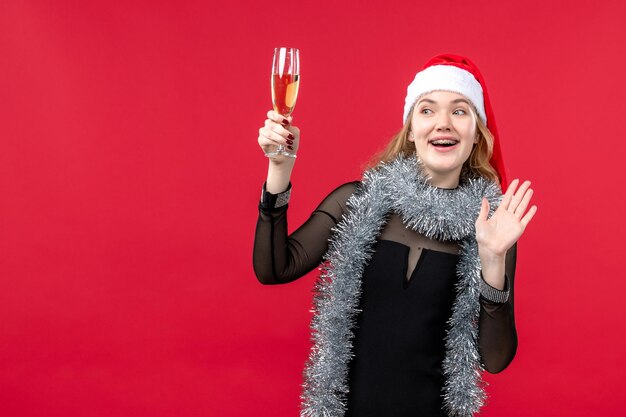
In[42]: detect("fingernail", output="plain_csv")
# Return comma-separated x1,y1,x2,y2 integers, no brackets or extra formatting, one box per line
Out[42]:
287,145,294,150
288,134,295,140
286,139,294,145
282,119,290,125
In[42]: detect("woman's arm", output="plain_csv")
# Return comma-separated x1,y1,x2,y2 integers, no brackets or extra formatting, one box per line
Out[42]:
254,109,358,284
258,110,298,194
478,243,518,373
253,182,357,284
475,178,536,372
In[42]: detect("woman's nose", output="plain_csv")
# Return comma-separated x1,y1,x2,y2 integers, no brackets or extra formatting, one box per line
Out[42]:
436,113,451,130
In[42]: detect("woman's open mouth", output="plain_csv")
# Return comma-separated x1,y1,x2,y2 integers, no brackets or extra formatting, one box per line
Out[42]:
428,137,459,152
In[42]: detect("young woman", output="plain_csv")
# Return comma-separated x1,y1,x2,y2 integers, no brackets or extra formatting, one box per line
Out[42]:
253,54,537,417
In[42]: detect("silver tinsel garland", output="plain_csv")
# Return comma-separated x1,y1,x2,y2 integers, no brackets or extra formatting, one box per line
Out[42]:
300,154,502,417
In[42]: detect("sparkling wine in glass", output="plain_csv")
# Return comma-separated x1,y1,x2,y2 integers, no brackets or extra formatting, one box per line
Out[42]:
267,47,299,158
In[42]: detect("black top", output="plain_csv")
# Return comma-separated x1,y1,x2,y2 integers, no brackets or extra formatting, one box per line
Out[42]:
253,182,518,416
346,241,457,417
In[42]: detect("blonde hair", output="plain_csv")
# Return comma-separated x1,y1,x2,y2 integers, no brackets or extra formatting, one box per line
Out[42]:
367,105,501,185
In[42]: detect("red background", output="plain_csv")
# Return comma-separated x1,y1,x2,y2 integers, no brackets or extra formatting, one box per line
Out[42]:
1,1,625,416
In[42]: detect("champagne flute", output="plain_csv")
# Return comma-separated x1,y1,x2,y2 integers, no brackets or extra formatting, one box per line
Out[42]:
266,47,300,158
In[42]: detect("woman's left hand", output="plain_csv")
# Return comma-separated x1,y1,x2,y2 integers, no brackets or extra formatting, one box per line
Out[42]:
476,179,538,258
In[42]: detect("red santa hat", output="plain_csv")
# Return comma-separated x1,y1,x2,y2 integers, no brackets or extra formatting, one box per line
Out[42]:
403,54,507,188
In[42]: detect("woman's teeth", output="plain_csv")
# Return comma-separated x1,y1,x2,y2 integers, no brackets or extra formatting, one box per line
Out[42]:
430,140,458,147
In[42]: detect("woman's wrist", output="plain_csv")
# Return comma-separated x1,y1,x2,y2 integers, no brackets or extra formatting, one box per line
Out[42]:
478,248,506,290
266,159,295,194
260,182,291,210
479,274,510,303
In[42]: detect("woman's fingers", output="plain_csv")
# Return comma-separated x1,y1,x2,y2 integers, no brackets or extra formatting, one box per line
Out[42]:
258,110,299,154
502,178,537,228
260,114,295,141
264,117,296,140
520,205,538,228
477,197,489,222
499,178,519,211
507,180,532,213
266,110,292,126
258,126,288,147
514,187,534,218
261,121,294,144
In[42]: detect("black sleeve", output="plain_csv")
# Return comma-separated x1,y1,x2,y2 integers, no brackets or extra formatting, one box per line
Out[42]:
478,243,518,373
252,182,358,284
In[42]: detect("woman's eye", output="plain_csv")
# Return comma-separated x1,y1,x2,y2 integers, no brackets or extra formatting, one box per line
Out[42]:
421,108,433,115
453,109,466,116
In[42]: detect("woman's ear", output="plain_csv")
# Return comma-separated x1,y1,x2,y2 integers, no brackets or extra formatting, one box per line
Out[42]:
408,131,415,142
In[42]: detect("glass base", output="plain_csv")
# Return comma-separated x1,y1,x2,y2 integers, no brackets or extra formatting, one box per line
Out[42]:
265,147,297,158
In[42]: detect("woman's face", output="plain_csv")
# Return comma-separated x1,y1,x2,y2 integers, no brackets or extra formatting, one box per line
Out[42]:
409,91,478,187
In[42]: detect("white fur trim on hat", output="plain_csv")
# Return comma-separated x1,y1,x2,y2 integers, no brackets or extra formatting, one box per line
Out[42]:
403,65,486,125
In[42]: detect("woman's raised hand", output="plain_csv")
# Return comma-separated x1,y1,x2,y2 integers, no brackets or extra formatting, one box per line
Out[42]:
258,110,300,162
475,179,538,257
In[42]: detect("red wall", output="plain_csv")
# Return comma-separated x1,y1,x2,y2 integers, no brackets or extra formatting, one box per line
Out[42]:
1,1,625,416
